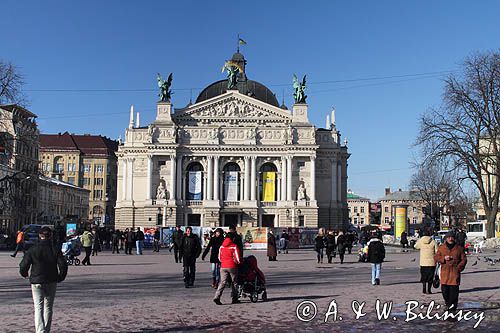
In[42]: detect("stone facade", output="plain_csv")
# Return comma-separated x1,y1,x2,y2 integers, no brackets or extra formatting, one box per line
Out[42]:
379,188,427,226
115,53,349,230
347,191,371,226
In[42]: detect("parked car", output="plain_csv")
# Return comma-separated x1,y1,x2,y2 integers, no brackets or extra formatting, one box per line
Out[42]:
432,230,449,245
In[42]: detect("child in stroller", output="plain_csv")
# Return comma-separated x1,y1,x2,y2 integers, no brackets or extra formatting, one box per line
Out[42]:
237,255,268,303
62,236,82,266
358,244,368,262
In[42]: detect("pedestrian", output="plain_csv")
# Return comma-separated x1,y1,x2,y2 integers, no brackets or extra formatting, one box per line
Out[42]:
367,234,386,285
126,228,135,255
153,227,161,252
400,231,409,250
11,228,25,258
279,230,289,254
135,227,144,255
414,229,439,294
314,229,326,264
213,233,242,305
325,231,337,263
180,227,201,288
346,232,354,254
227,224,244,257
171,226,184,263
53,222,66,251
202,228,224,289
81,226,94,265
91,227,100,256
359,230,369,248
455,228,467,251
336,231,347,264
19,226,68,333
120,228,127,250
434,232,467,311
111,229,120,254
267,229,277,261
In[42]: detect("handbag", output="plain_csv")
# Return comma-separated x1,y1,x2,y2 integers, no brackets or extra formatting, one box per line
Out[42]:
433,262,441,289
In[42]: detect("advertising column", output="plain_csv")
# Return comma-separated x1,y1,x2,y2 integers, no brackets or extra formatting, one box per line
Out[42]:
394,204,408,240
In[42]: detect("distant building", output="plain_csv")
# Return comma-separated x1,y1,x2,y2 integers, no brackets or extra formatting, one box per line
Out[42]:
38,175,90,225
39,132,118,226
378,188,426,227
0,104,39,232
347,190,371,227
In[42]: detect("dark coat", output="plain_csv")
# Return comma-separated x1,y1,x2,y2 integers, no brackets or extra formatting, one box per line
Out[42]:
336,234,347,254
153,230,161,241
19,240,68,284
400,231,408,244
367,239,386,263
267,233,277,257
180,233,201,264
314,235,325,251
126,231,136,243
173,229,184,247
202,235,224,263
136,230,145,241
325,234,336,250
455,231,467,247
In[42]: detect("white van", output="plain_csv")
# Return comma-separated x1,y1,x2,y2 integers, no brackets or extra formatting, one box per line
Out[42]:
467,221,487,239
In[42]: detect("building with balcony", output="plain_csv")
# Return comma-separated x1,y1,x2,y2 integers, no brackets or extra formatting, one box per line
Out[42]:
115,52,349,229
39,133,118,226
378,188,427,227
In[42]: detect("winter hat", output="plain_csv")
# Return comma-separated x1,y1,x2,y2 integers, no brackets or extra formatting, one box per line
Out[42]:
445,231,455,239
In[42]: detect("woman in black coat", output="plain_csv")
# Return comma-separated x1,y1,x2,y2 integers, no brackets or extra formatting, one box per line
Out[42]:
336,231,347,264
314,231,326,264
325,231,337,263
202,228,224,288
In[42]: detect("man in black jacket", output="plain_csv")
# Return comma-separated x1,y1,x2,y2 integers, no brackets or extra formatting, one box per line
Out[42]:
19,226,68,333
367,235,386,285
171,226,184,263
180,227,201,288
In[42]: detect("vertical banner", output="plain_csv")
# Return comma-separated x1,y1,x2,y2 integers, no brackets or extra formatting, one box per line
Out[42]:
395,206,408,239
66,223,77,237
262,172,276,202
224,171,239,201
188,171,202,200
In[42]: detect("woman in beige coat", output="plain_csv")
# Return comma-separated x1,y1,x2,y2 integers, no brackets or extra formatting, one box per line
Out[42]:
414,230,439,294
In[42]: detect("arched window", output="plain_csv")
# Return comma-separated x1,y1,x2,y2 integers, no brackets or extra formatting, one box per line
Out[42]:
186,162,204,200
259,163,278,201
223,162,241,201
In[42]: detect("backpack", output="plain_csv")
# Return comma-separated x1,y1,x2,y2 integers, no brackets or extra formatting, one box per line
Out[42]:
370,241,385,262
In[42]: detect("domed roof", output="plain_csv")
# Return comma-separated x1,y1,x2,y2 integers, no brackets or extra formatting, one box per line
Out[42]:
195,79,279,107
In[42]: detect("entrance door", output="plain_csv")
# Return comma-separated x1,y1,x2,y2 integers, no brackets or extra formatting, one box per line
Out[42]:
224,214,239,227
188,214,201,226
262,214,275,227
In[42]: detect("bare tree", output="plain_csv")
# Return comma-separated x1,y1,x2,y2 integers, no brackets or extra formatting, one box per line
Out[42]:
416,51,500,238
0,60,26,105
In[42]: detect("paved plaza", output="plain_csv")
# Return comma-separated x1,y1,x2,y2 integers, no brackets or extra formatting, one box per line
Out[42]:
1,246,499,332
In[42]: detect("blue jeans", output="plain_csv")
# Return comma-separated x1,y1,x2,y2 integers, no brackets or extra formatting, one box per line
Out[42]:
31,282,57,333
212,262,221,282
136,240,143,254
371,263,381,284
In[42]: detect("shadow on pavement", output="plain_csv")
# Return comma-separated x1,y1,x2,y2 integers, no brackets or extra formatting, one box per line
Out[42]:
266,294,330,302
460,286,500,293
133,322,231,332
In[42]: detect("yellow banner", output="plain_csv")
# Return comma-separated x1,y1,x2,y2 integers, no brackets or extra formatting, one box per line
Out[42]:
395,207,407,238
262,172,276,202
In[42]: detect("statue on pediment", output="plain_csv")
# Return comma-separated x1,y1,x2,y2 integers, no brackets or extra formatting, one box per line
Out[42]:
157,73,173,102
293,74,307,104
222,61,240,90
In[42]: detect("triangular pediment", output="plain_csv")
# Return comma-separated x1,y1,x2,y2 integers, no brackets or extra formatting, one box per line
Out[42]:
173,91,292,124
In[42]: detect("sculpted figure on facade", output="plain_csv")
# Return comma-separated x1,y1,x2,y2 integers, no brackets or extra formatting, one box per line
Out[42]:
146,124,155,143
297,183,306,201
156,180,166,200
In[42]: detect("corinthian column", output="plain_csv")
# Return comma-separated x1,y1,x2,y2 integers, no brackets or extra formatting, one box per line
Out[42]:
122,158,127,201
170,155,176,201
310,155,316,201
244,156,250,201
207,156,213,200
286,156,292,201
281,156,287,201
176,156,182,200
213,156,219,201
250,156,256,201
146,155,152,200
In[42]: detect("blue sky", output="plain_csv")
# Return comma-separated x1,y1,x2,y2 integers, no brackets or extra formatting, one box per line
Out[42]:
1,0,499,200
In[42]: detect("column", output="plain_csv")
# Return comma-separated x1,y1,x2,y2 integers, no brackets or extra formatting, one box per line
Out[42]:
170,155,176,201
207,156,213,200
162,206,167,227
310,156,316,201
146,155,152,200
213,156,219,201
176,156,182,200
122,158,127,200
244,156,250,200
337,163,342,202
128,158,134,201
281,157,287,201
331,161,337,201
250,156,256,201
286,156,292,201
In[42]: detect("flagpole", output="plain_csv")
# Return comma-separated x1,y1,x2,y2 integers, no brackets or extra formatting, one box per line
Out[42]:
237,33,240,53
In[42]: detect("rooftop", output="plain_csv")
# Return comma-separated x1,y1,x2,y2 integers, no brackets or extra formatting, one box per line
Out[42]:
40,132,118,157
378,189,424,202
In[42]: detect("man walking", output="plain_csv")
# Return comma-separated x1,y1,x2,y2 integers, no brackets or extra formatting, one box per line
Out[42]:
180,227,201,288
135,227,144,255
11,228,25,258
153,227,161,252
19,226,68,333
171,226,184,263
435,232,467,311
214,234,241,305
367,234,385,285
111,229,120,254
126,228,135,255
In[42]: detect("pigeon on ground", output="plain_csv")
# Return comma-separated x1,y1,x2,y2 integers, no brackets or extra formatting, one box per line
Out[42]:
410,258,416,262
471,261,477,266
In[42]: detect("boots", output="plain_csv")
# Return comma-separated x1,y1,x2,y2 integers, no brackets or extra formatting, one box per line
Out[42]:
427,282,432,294
422,283,427,294
211,278,216,289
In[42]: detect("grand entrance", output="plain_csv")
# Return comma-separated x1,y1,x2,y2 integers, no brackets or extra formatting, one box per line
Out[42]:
262,214,275,227
223,214,239,227
187,214,201,226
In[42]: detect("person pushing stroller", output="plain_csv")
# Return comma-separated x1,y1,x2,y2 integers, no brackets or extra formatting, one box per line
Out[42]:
213,233,241,305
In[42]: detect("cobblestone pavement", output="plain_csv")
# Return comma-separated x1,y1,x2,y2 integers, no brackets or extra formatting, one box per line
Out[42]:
1,246,499,332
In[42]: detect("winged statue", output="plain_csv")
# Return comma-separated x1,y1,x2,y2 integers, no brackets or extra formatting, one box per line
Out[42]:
157,72,173,102
293,74,307,104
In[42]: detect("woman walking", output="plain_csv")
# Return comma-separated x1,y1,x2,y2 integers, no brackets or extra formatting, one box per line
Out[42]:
91,227,100,256
314,229,326,264
325,231,336,263
202,228,224,288
336,231,347,264
414,230,439,294
267,230,277,261
81,226,94,265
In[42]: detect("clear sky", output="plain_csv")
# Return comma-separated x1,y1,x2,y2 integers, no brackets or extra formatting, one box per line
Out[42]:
1,0,499,200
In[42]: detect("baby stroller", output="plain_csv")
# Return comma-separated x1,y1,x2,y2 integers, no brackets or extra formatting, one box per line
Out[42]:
62,236,82,266
358,245,368,262
237,255,268,303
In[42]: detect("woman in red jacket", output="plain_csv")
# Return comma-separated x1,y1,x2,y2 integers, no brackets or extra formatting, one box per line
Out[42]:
213,234,241,305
